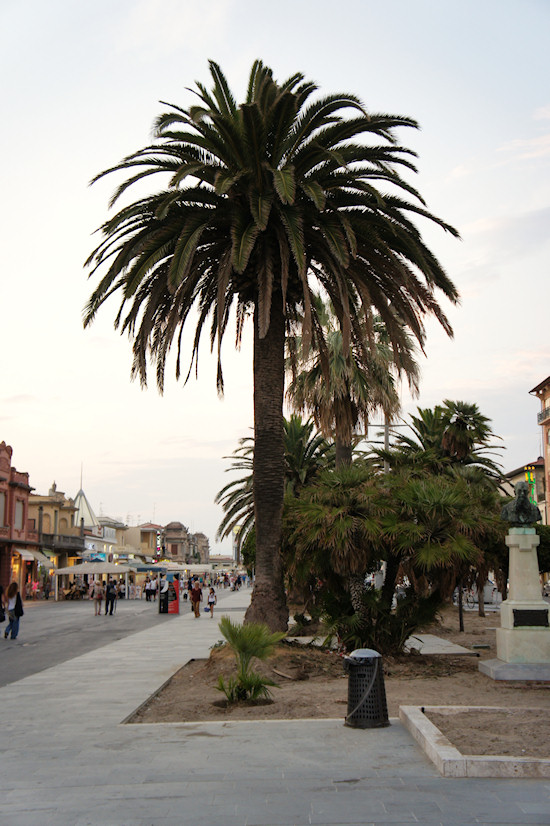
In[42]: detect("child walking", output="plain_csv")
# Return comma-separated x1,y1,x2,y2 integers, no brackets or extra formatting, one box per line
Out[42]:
207,587,217,618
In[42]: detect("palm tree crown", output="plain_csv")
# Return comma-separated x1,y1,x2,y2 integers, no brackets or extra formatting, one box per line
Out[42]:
84,59,459,630
372,400,503,478
287,297,420,467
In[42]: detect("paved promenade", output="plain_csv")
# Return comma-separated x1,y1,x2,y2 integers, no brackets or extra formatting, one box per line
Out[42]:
1,588,549,826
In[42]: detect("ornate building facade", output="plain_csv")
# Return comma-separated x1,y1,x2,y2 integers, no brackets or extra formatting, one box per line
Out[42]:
28,483,85,570
0,442,41,592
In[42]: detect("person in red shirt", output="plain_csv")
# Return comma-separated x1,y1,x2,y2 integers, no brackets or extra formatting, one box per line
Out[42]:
190,581,203,618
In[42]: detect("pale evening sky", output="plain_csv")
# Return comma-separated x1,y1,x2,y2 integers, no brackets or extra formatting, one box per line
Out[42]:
1,0,548,553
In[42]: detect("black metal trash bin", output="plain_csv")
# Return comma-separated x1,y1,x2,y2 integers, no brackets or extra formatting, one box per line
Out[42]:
343,648,389,728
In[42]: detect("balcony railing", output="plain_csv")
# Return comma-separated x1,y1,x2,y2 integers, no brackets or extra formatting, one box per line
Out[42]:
42,533,86,552
538,406,550,424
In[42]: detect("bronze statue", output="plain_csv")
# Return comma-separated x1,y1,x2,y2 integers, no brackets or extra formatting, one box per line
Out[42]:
501,481,542,527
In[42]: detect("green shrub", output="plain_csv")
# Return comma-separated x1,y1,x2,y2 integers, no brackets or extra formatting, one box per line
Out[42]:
215,617,286,703
321,586,441,656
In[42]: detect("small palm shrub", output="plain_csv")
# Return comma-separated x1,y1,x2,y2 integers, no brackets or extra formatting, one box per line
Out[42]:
320,586,441,656
216,617,286,703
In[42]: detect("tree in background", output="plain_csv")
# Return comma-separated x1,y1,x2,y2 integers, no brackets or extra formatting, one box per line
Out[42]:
215,416,334,562
85,59,459,630
284,463,496,653
287,297,419,468
369,400,505,628
373,400,502,479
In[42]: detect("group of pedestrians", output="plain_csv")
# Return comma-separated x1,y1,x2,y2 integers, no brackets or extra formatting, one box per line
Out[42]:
90,579,119,616
0,582,24,640
187,578,217,618
143,577,158,601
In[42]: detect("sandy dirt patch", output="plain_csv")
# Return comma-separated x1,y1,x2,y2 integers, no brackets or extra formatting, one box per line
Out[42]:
425,709,549,759
129,606,550,758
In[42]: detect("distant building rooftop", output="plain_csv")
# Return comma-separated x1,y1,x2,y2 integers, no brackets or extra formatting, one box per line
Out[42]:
505,456,544,478
73,489,100,529
529,376,550,395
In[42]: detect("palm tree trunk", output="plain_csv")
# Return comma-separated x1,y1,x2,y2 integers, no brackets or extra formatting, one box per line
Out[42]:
347,573,370,628
475,566,489,618
335,439,353,469
457,576,465,632
245,288,289,632
380,552,400,609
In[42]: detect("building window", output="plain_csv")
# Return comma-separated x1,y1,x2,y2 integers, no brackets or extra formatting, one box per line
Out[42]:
0,492,5,526
171,544,178,556
15,500,24,530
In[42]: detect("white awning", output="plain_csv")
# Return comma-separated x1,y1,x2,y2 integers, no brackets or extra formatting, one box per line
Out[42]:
54,562,137,576
17,549,56,568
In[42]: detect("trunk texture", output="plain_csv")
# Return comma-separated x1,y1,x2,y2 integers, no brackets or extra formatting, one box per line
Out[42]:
458,577,465,632
347,573,370,628
335,439,353,469
380,553,401,609
245,289,289,632
475,565,489,618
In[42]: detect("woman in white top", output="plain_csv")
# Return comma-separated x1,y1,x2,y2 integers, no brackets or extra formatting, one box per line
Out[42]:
207,587,217,618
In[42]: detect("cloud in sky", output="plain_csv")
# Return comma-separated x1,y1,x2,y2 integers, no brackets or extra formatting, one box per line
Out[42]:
114,0,233,58
497,133,550,160
1,395,38,405
460,206,550,269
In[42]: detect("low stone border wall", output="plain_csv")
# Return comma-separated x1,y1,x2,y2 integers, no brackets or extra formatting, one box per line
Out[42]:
399,705,550,778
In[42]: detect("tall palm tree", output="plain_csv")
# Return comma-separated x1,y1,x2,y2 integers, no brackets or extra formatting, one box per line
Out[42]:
84,59,459,630
440,400,494,461
287,297,419,467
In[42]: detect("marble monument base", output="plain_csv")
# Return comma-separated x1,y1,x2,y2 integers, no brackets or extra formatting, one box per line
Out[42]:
479,527,550,681
479,658,550,681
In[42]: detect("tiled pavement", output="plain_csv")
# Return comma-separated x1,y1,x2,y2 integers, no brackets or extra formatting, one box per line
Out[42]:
1,588,549,825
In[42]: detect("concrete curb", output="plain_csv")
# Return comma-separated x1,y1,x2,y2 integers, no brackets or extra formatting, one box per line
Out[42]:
400,704,550,778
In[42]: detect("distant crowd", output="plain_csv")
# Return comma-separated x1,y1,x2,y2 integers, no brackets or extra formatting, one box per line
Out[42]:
89,571,247,618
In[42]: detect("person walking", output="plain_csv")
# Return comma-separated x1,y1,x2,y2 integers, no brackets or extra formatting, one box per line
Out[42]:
105,579,117,616
207,587,217,618
4,582,24,640
0,583,6,626
91,579,104,616
190,580,203,618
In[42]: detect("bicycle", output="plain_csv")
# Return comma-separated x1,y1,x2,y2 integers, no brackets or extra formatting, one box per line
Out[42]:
452,587,475,610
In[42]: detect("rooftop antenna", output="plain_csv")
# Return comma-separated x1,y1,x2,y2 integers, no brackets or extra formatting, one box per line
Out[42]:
80,462,83,491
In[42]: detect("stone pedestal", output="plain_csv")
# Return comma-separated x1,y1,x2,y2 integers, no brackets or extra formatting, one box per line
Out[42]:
480,528,550,681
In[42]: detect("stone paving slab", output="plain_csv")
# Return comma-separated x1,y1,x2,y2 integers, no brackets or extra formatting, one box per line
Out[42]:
289,633,477,656
1,587,550,825
403,633,478,655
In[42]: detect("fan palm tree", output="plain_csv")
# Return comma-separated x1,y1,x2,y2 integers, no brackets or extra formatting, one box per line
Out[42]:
84,59,459,630
373,401,503,479
287,297,419,468
440,400,494,461
285,463,497,646
215,415,333,553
